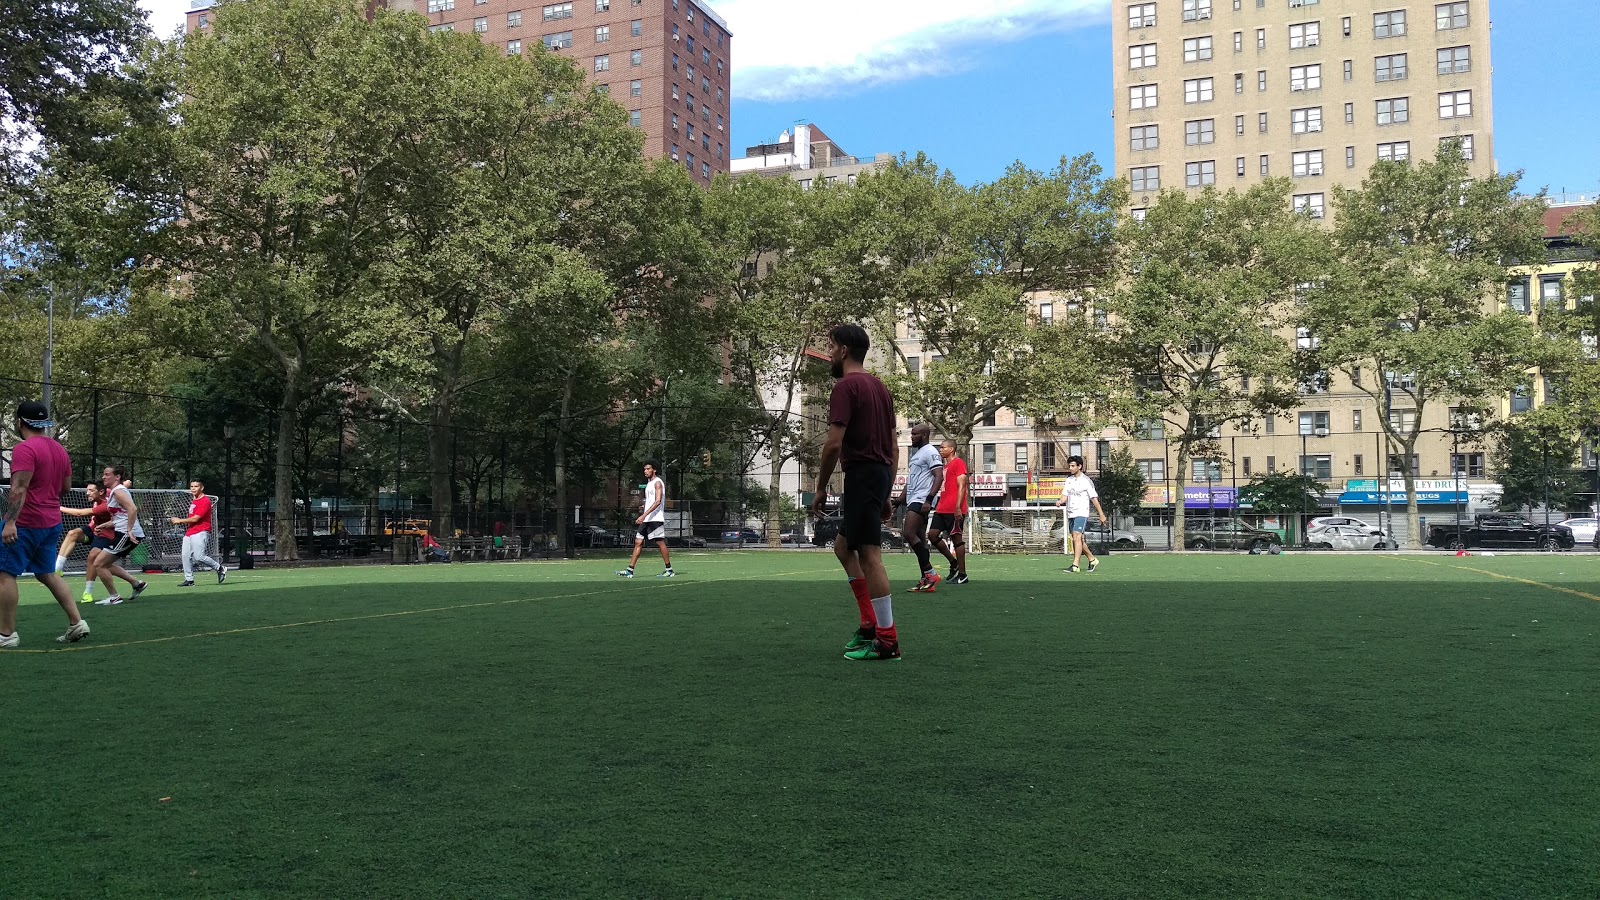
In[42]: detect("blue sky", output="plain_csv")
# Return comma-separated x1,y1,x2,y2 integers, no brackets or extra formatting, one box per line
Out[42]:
729,0,1600,199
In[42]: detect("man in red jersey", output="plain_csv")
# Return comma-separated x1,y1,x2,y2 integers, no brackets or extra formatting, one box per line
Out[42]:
0,401,90,648
810,324,901,661
927,439,969,584
170,479,227,587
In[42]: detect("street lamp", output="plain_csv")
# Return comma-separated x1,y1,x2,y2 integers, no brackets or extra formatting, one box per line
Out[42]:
42,295,53,412
1452,426,1462,539
222,423,236,563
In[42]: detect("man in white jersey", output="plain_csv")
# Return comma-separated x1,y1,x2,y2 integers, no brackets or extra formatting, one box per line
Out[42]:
617,462,674,578
98,466,150,604
1055,455,1107,574
902,423,945,593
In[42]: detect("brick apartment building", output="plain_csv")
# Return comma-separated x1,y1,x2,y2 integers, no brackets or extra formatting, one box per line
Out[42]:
186,0,733,184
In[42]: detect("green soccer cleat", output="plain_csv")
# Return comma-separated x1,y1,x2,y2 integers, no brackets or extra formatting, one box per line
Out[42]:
844,627,876,651
844,639,901,661
80,590,94,604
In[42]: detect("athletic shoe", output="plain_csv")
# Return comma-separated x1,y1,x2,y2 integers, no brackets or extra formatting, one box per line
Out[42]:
910,573,940,593
844,627,876,651
218,566,228,585
1087,560,1099,573
0,632,17,649
56,620,90,643
131,581,149,599
95,595,123,606
657,569,675,578
947,564,959,581
844,639,901,661
178,580,195,587
953,573,969,585
616,569,634,578
80,590,94,604
1065,565,1080,574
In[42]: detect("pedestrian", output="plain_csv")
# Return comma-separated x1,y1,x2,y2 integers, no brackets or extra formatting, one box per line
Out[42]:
1056,455,1108,574
0,401,91,647
902,423,944,593
170,479,227,586
617,462,674,579
928,439,969,584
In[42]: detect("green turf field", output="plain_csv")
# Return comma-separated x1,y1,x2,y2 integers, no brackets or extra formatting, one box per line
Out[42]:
5,551,1598,898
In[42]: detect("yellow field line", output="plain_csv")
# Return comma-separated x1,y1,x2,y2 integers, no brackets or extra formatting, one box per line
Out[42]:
5,567,821,654
1391,555,1600,603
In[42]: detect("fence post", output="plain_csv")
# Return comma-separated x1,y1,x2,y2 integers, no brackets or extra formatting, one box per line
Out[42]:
89,389,101,481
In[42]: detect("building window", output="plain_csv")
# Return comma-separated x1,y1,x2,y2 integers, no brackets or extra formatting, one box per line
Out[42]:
628,110,641,127
1290,106,1322,133
1346,145,1356,168
1293,192,1326,218
982,444,997,470
1542,276,1565,310
542,1,572,20
1436,1,1469,30
507,39,522,54
594,54,610,71
427,0,454,11
1342,16,1351,35
1450,453,1485,477
1300,455,1333,479
1353,409,1363,431
1257,70,1267,91
1137,459,1166,483
1288,22,1320,48
1128,2,1157,27
1242,457,1253,476
543,31,572,49
595,25,609,41
1289,64,1321,91
594,83,611,96
1291,150,1324,177
1256,27,1266,49
507,9,522,25
1288,0,1319,6
631,49,642,66
1235,114,1245,135
1234,30,1243,52
1439,90,1472,118
595,0,608,9
1510,386,1532,414
1130,166,1161,192
195,12,207,26
1184,78,1214,103
1438,45,1471,74
1186,160,1217,187
631,19,642,36
629,79,642,96
1183,0,1212,21
1376,97,1409,125
1234,72,1244,93
1505,279,1530,313
1185,119,1215,145
1131,124,1159,151
1442,134,1475,160
1377,141,1410,161
1040,442,1057,471
1258,112,1268,133
1343,59,1353,81
1299,411,1331,435
473,16,488,32
1129,43,1157,68
1374,9,1406,37
1130,84,1159,110
1183,36,1214,62
1375,53,1407,82
1236,156,1246,176
1259,153,1269,174
1136,418,1165,440
1038,302,1054,325
1193,459,1223,482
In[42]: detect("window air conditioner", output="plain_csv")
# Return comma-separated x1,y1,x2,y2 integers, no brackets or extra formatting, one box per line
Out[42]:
1314,428,1329,437
983,464,996,473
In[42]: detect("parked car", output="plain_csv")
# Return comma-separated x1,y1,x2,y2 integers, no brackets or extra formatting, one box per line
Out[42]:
574,525,621,548
1425,514,1575,551
778,527,810,545
1306,524,1394,551
720,528,765,544
1307,515,1394,541
1050,522,1146,554
810,514,904,551
1555,517,1598,545
383,518,432,537
1183,519,1283,552
665,535,708,548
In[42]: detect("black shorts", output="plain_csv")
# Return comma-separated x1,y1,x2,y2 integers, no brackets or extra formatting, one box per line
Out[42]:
636,522,665,543
839,463,892,549
66,525,94,544
930,513,965,535
90,533,117,551
109,532,138,559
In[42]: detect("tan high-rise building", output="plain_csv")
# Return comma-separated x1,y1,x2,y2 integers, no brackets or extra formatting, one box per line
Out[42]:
1114,0,1493,217
187,0,733,185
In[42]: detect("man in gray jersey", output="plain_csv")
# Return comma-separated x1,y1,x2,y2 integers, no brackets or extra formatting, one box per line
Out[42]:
902,423,945,593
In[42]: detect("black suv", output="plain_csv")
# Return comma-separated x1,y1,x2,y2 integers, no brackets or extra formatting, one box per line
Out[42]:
1425,514,1575,551
1183,519,1283,552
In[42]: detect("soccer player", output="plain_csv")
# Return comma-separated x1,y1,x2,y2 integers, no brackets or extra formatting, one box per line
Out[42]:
928,439,969,584
902,422,944,593
170,479,227,586
57,481,120,602
810,324,901,661
1056,454,1108,574
0,401,90,648
617,462,674,578
97,466,149,604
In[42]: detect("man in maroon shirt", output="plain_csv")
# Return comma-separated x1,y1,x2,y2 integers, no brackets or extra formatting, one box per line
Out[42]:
1,401,90,648
810,324,901,661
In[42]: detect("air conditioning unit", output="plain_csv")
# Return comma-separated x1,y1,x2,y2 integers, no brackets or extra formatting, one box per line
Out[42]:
1306,37,1319,46
1314,428,1329,437
1141,15,1155,26
983,464,996,473
1198,11,1211,19
672,33,679,40
1309,165,1323,175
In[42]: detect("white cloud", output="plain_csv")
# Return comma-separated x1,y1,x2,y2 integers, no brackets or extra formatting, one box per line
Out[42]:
139,0,191,39
718,0,1109,101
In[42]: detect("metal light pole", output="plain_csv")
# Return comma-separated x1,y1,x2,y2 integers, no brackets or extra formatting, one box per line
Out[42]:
42,295,53,411
222,424,236,563
1453,427,1462,538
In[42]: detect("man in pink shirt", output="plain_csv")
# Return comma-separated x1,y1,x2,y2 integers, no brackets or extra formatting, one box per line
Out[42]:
1,401,90,647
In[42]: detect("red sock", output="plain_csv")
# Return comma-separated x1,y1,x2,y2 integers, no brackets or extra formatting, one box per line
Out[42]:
849,578,876,629
877,624,899,645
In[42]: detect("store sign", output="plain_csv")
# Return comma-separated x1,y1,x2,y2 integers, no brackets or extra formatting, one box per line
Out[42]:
905,471,1008,498
1183,486,1238,509
1340,477,1486,505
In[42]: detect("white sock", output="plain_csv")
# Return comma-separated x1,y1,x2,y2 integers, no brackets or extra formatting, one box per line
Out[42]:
56,555,67,573
871,595,894,629
83,579,93,593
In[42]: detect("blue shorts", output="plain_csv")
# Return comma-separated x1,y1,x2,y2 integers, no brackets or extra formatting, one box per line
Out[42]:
1067,516,1089,534
0,522,64,577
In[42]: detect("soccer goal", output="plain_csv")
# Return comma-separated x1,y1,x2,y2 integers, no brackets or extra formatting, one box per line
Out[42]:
967,508,1068,555
0,487,213,575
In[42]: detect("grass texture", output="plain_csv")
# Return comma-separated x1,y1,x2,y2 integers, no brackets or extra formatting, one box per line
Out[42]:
4,550,1598,898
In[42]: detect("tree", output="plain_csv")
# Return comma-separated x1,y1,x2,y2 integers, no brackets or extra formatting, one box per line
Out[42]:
1103,179,1328,543
1301,146,1554,547
839,154,1123,453
1492,410,1585,516
1092,446,1146,525
1240,470,1328,542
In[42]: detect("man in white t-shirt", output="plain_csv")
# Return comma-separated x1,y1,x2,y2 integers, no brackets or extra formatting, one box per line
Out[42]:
618,462,674,578
1055,455,1108,574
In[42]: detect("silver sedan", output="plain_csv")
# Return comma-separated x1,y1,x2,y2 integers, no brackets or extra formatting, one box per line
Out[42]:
1307,524,1394,550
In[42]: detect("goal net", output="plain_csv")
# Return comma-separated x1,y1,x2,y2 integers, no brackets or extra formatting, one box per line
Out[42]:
968,508,1069,555
0,487,213,575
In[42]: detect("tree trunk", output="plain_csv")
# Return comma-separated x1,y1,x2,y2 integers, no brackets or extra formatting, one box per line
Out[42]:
428,393,454,540
766,434,788,549
1172,443,1190,551
553,370,575,558
1402,447,1422,550
274,372,302,562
